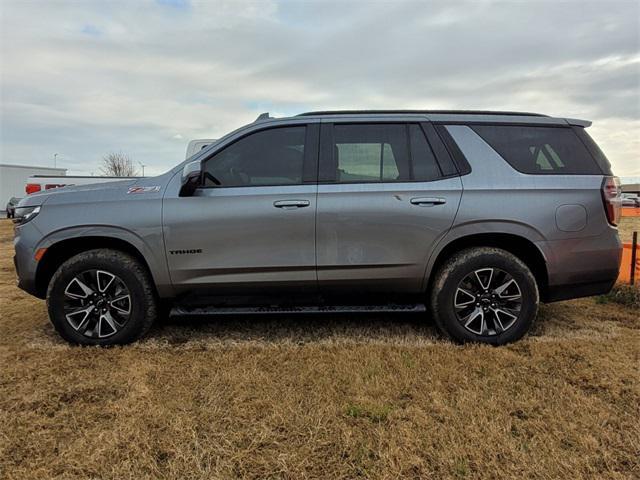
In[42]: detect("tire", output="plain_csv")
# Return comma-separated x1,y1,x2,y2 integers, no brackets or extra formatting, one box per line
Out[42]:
430,247,539,345
47,249,157,346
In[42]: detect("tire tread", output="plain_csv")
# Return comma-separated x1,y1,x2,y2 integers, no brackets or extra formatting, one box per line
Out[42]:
47,249,157,345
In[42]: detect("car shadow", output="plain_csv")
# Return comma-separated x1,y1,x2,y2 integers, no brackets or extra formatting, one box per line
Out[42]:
145,311,440,346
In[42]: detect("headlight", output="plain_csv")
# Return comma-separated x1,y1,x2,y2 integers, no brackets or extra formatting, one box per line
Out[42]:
13,206,41,226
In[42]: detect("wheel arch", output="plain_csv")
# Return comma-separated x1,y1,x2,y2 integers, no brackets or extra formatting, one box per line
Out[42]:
425,231,549,301
35,235,158,299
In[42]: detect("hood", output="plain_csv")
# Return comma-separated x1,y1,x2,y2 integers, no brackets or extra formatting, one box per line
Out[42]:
17,177,158,208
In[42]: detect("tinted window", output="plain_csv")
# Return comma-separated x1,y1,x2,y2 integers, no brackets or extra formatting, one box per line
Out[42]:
332,124,409,183
472,125,602,175
409,124,441,181
203,127,305,187
328,123,445,183
573,127,612,175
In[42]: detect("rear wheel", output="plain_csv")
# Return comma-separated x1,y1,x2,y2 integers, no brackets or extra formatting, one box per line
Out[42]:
47,249,157,345
430,247,539,345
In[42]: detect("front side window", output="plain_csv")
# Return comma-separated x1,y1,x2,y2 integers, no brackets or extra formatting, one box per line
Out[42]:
202,126,305,187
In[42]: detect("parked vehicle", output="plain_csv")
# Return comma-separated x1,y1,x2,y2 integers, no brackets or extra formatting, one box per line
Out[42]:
25,175,138,195
185,139,216,159
621,193,640,208
13,110,622,346
5,197,21,218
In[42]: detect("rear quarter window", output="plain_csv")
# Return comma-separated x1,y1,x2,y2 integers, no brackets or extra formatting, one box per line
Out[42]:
471,125,603,175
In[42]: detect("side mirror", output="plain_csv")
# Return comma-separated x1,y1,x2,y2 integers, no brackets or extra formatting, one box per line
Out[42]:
179,160,202,197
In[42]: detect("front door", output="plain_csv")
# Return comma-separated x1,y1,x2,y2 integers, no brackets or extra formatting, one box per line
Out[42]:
316,121,462,294
163,123,319,295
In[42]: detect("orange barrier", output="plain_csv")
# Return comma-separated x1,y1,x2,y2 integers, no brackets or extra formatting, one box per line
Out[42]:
617,241,640,284
621,207,640,217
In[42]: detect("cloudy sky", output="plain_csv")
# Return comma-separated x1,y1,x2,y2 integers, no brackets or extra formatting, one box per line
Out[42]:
1,0,639,177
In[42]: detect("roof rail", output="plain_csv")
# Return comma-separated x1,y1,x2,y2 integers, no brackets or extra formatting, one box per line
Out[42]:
296,110,548,117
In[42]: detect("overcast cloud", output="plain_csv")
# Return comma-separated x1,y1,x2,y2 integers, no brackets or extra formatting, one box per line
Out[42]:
1,0,639,176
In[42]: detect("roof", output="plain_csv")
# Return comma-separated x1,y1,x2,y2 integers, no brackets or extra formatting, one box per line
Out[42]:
0,163,67,172
297,110,548,117
28,175,134,179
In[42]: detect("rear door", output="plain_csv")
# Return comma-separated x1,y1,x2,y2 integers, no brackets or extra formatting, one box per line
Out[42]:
316,121,462,294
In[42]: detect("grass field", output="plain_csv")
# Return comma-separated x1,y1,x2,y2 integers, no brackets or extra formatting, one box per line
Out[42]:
0,218,638,479
618,214,640,243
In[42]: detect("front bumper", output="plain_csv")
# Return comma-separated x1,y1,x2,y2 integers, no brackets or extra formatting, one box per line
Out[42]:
13,223,42,298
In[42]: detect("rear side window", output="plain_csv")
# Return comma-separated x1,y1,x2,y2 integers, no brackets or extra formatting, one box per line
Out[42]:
333,124,410,182
409,124,441,181
472,125,603,175
325,123,444,183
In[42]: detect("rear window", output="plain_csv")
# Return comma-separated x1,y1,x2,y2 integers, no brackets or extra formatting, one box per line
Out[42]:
573,127,613,175
472,125,603,175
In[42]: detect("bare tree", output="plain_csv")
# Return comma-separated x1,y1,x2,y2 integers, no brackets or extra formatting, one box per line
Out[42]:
100,152,139,177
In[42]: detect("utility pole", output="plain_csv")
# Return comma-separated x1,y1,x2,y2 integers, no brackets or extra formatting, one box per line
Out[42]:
53,153,58,168
138,161,146,177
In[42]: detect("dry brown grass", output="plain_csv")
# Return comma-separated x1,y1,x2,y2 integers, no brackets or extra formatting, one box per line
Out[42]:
0,218,638,479
618,215,640,243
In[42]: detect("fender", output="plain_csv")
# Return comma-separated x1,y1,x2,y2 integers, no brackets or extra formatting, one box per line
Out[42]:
421,219,551,291
35,224,174,298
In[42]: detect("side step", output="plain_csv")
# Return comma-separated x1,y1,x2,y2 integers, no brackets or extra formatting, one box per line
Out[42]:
171,303,427,316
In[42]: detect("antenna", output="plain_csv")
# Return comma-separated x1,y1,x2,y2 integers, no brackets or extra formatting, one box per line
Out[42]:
255,112,270,122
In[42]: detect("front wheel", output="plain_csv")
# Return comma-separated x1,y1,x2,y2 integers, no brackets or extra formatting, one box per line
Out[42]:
47,249,157,345
430,247,539,345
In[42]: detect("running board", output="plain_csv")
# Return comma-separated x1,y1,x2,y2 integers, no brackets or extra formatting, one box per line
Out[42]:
171,303,427,316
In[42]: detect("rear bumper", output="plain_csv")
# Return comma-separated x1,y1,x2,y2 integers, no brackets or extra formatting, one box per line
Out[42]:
544,277,617,303
538,229,621,303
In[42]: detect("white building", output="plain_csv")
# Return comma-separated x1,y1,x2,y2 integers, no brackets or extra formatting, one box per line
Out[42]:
0,164,67,212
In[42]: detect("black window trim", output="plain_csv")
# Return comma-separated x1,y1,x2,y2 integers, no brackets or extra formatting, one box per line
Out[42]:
420,122,463,178
197,123,319,189
433,124,472,176
318,121,463,185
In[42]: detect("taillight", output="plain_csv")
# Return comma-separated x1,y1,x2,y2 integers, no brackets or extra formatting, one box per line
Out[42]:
601,176,621,226
25,183,41,195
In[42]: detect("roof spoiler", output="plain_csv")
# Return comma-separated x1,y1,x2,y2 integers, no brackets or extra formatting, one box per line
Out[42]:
565,118,592,128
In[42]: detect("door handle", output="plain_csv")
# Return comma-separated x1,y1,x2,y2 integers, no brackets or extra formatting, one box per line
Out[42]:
410,197,447,206
273,199,310,209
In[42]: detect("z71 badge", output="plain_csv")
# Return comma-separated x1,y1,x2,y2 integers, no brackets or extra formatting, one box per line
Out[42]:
127,186,161,194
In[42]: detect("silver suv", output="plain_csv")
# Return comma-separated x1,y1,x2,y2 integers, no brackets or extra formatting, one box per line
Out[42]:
13,110,622,346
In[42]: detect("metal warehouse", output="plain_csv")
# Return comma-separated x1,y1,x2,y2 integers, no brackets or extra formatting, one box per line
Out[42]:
0,164,67,213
